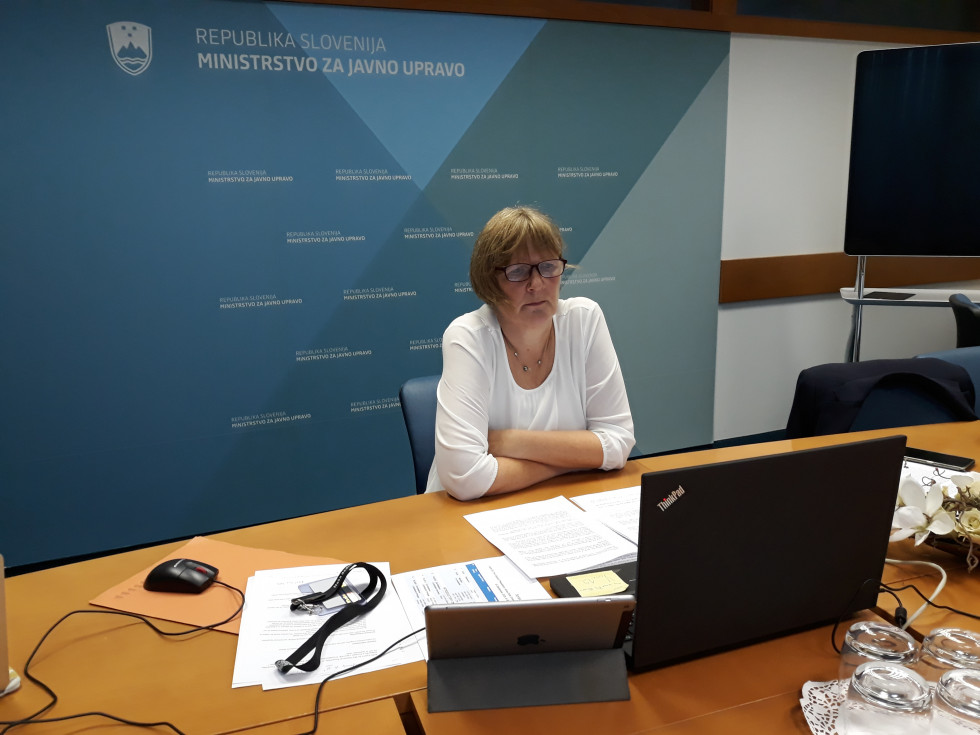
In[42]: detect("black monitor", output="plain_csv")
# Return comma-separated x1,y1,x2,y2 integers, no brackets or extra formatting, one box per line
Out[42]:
844,43,980,257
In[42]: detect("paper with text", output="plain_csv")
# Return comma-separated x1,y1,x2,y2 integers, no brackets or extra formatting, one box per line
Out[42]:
232,562,423,690
463,496,637,579
570,485,641,544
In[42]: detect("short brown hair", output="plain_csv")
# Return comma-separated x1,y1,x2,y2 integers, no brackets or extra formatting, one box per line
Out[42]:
469,206,565,306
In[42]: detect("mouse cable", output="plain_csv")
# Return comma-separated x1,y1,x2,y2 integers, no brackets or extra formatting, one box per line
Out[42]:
0,579,244,734
292,626,425,735
884,558,948,628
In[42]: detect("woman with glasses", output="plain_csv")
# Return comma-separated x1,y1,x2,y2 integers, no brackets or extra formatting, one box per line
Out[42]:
426,205,635,500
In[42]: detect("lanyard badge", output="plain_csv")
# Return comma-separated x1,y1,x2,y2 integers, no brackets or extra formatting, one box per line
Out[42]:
275,562,387,674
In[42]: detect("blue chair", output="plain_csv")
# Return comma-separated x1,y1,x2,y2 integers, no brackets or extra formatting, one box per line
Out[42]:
399,375,440,494
917,346,980,412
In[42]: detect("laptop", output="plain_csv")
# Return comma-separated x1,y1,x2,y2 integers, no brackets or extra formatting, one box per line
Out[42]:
626,435,906,671
425,596,635,711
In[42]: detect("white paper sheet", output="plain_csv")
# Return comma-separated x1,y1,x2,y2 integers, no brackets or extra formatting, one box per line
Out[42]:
232,562,424,690
463,496,637,579
570,485,641,544
903,460,979,489
391,555,550,659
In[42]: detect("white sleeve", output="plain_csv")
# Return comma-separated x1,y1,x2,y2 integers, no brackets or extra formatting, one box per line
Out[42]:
582,305,635,470
432,322,498,500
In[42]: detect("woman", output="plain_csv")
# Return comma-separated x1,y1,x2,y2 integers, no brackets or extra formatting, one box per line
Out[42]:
426,205,635,500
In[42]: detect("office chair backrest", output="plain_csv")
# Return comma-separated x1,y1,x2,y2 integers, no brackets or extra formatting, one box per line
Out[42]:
849,383,968,432
785,358,977,438
950,293,980,348
399,375,440,494
916,347,980,413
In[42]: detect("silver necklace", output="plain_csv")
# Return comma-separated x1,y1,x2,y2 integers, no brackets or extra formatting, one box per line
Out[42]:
501,327,553,372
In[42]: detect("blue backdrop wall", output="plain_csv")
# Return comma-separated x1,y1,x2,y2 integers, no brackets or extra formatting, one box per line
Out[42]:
0,0,730,567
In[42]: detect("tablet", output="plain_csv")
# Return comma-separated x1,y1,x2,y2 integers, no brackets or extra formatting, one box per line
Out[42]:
425,596,635,660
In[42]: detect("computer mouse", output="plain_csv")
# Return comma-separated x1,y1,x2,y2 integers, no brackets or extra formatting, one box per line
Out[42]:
143,558,218,594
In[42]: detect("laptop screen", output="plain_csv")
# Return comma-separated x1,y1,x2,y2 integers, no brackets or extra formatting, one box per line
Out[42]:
627,435,906,671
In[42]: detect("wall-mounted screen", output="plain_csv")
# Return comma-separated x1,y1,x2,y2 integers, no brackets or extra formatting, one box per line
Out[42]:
844,43,980,256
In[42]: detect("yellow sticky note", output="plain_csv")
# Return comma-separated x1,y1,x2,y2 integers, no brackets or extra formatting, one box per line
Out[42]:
566,571,629,597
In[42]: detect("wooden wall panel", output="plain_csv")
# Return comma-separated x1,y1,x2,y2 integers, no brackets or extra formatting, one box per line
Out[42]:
719,253,980,304
295,0,980,44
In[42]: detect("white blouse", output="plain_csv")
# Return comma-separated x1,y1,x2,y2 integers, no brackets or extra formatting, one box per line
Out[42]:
426,297,635,500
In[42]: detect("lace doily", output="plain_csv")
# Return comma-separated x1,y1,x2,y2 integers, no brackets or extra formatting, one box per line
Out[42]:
802,678,938,734
801,680,845,735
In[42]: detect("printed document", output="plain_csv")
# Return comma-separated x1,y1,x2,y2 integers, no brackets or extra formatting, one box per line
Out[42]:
232,562,423,690
463,496,637,579
570,485,641,544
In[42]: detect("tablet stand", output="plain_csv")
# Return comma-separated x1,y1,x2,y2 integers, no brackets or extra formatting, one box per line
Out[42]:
427,648,629,712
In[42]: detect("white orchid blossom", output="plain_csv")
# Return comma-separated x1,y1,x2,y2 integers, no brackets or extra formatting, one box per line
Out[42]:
890,474,956,544
892,466,980,571
951,474,980,497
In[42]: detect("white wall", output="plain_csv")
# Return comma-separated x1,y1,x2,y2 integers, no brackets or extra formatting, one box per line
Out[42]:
714,34,971,441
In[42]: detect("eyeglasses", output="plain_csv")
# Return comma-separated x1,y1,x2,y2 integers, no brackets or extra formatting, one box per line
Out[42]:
496,258,567,282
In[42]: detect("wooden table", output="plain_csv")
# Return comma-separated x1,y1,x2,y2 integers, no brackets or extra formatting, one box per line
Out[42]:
3,422,979,734
410,619,852,735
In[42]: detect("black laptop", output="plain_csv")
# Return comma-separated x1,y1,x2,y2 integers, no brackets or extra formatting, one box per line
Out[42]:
625,435,906,671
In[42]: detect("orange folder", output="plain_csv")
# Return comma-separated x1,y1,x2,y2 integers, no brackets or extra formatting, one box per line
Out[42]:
90,537,343,634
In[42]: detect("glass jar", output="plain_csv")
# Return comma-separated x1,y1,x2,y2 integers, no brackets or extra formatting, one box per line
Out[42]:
919,629,980,683
933,668,980,734
840,621,920,684
841,662,932,735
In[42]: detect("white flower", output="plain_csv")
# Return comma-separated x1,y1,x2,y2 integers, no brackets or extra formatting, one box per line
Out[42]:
951,475,975,490
951,474,980,500
959,509,980,540
891,474,956,545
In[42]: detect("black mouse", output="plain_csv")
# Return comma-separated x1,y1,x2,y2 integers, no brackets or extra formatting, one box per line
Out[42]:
143,558,219,594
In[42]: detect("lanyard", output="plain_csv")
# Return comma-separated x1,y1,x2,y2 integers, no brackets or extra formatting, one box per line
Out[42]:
274,562,387,674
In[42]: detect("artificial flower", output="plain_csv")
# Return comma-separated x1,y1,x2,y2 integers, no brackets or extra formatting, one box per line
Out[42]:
890,475,955,544
952,474,980,500
958,508,980,539
892,466,980,570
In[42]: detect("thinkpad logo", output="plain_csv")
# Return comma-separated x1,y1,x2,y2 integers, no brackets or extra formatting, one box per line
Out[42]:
657,485,686,511
107,22,152,76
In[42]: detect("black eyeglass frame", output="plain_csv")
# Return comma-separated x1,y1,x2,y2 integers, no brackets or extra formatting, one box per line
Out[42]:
495,258,568,282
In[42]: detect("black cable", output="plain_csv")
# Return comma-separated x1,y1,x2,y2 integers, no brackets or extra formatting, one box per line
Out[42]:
832,578,980,660
875,586,909,628
830,578,881,654
0,580,244,733
881,581,980,622
2,578,424,735
292,627,425,735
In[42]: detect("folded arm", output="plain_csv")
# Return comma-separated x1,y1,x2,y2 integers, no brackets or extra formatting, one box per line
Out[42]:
483,429,604,496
